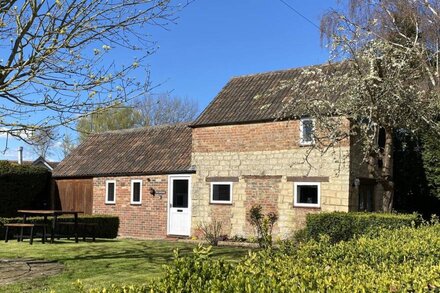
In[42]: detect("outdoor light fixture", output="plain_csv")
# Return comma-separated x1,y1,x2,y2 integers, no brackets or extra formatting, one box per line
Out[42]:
354,178,360,187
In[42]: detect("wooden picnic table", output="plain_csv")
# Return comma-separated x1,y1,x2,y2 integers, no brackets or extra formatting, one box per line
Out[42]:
17,210,83,243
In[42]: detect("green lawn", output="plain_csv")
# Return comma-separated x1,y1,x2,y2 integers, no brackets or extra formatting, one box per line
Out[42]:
0,239,250,292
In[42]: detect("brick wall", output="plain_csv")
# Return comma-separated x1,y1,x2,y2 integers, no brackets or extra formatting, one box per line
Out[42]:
191,120,353,238
93,175,169,239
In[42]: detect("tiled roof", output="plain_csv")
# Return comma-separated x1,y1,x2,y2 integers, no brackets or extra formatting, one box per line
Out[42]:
53,123,192,178
192,63,343,127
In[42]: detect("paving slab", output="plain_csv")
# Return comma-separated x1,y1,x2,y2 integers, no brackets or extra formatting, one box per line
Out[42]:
0,259,63,285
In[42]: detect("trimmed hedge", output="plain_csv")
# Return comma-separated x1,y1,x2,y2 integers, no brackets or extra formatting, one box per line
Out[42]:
0,215,119,239
305,212,421,243
0,161,51,217
83,223,440,292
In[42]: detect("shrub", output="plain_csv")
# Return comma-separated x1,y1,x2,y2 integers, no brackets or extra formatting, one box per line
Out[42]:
87,224,440,292
0,215,119,239
197,219,224,246
0,161,51,217
305,212,420,243
248,205,278,248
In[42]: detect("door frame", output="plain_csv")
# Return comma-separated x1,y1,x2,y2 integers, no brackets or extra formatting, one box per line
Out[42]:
167,174,192,236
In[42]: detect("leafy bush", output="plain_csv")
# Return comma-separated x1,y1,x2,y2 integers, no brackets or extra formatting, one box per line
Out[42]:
248,204,278,248
305,212,420,243
197,219,224,246
0,215,119,239
0,161,51,217
86,224,440,292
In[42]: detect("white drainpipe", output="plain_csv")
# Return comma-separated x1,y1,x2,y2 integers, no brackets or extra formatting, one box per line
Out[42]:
18,147,23,165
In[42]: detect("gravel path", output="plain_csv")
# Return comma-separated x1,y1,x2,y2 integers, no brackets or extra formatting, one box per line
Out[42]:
0,259,63,285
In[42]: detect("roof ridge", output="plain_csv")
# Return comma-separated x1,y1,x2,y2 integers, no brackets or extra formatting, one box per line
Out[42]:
229,62,335,80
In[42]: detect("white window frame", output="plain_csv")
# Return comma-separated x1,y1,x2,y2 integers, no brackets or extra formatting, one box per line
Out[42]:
294,182,320,208
210,182,233,204
300,118,315,145
105,180,116,204
131,179,142,205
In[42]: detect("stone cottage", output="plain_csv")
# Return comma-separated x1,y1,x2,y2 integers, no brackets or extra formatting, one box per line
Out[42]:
53,65,381,239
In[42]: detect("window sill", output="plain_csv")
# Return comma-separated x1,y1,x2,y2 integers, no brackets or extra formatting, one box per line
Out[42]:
105,202,116,205
130,203,142,206
292,205,321,209
209,202,233,205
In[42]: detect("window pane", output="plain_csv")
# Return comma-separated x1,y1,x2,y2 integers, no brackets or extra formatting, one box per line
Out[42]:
132,182,141,202
107,182,115,202
213,184,231,202
173,179,188,208
302,120,314,142
297,185,318,204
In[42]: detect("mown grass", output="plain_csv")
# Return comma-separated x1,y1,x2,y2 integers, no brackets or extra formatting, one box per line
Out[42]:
0,239,249,292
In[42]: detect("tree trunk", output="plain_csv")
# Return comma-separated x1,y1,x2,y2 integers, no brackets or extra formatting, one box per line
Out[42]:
381,128,394,212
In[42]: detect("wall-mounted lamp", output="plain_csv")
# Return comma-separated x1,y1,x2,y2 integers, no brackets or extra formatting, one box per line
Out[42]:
353,178,360,188
150,187,162,199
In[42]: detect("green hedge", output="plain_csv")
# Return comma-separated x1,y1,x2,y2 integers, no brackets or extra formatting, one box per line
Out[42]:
0,215,119,239
0,161,51,217
305,212,421,243
83,223,440,292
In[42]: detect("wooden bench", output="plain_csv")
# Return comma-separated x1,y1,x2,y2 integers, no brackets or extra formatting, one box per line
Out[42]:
57,222,98,242
4,223,48,245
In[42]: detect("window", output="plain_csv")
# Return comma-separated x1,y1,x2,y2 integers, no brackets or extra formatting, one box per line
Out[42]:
105,180,116,204
294,182,320,207
210,182,232,204
300,118,315,145
131,180,142,204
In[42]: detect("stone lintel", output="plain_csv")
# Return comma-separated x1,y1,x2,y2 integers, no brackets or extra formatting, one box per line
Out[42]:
206,177,239,182
286,176,330,182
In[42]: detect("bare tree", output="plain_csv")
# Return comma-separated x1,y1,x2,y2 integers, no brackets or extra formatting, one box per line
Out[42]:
0,0,190,145
28,127,58,159
136,93,198,126
279,0,440,211
61,133,76,158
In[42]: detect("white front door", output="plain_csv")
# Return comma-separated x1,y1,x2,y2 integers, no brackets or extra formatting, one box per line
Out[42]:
168,175,191,236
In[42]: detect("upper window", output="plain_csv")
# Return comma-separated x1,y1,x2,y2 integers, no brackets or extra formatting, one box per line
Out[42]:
210,182,232,204
105,180,116,204
294,182,320,208
300,118,315,145
131,180,142,204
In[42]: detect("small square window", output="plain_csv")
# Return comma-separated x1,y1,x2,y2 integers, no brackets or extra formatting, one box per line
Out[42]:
300,118,315,145
294,182,320,207
210,182,232,204
105,180,116,204
131,180,142,204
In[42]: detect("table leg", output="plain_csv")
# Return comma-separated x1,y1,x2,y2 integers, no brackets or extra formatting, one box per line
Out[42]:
51,215,57,243
74,213,78,243
43,215,48,243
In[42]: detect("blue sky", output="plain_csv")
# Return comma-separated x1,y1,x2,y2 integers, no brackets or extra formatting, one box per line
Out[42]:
0,0,339,162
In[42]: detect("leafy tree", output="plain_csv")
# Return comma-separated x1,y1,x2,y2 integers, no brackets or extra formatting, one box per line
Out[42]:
280,0,440,211
76,105,143,142
421,130,440,199
76,94,198,142
0,0,188,143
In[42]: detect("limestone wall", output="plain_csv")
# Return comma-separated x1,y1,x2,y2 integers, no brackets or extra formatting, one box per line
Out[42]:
191,120,353,238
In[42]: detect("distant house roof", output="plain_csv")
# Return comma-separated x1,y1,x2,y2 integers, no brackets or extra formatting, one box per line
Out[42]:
52,123,193,178
32,156,59,171
3,157,59,171
192,63,342,127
